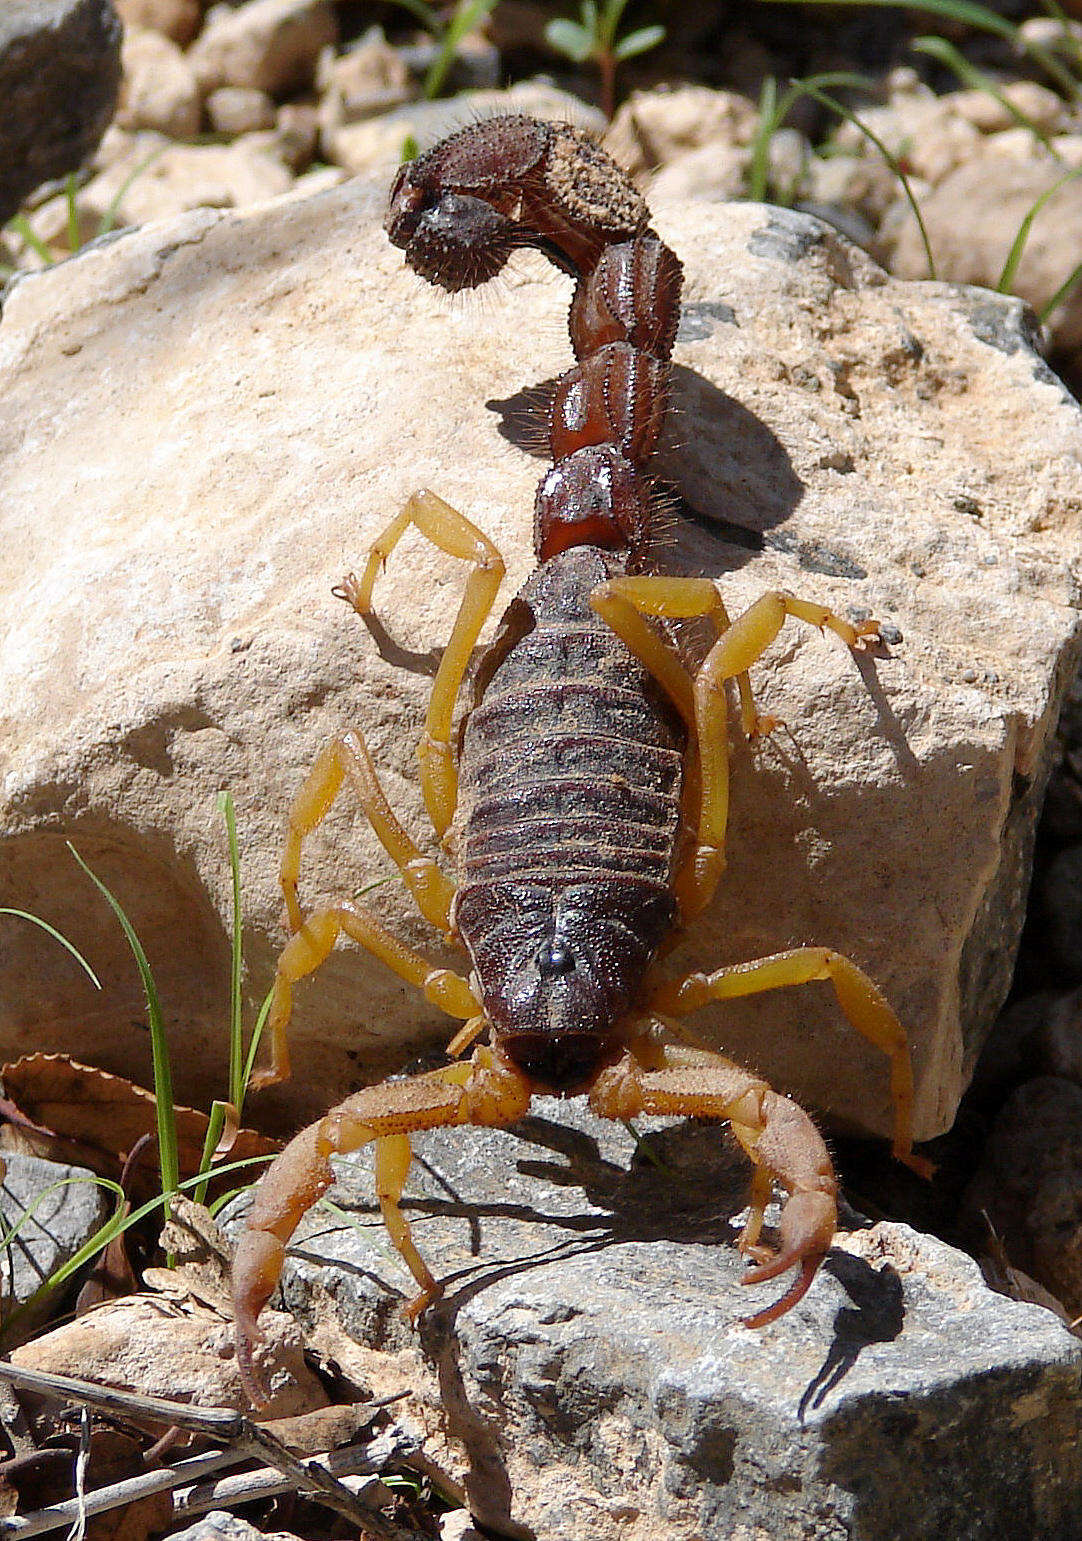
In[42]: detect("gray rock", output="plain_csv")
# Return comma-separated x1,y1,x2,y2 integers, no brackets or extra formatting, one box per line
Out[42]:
226,1100,1082,1540
0,1150,110,1328
0,0,122,224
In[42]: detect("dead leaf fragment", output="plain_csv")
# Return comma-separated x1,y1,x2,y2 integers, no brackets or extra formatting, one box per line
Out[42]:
1,1054,278,1196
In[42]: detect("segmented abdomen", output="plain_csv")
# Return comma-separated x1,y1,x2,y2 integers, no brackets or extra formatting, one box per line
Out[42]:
455,544,684,984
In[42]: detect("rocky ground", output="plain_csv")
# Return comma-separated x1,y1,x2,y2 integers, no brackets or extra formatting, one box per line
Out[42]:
5,2,1082,1538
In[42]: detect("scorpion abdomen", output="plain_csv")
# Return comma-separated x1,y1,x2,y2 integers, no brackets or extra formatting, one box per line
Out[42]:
454,545,684,1092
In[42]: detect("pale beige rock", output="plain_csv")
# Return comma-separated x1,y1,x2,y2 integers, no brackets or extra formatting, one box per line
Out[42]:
82,137,292,223
951,81,1068,135
0,193,1080,1146
1052,133,1082,168
117,26,203,140
9,1294,325,1419
273,100,319,171
648,141,749,202
983,126,1058,163
322,80,603,176
833,94,983,185
188,0,336,96
206,84,277,136
605,85,759,181
885,152,1082,352
316,29,411,133
114,0,202,46
804,146,904,226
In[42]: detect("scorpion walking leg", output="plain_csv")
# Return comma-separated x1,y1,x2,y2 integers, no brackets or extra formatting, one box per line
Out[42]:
233,1045,532,1404
591,575,769,922
280,733,456,939
254,902,478,1089
589,1040,838,1326
594,578,879,922
337,490,506,839
649,948,930,1175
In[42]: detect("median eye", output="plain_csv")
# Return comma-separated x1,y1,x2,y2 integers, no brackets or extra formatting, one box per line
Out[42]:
536,939,574,977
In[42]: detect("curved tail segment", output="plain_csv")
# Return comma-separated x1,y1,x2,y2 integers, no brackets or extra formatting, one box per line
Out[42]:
385,115,683,570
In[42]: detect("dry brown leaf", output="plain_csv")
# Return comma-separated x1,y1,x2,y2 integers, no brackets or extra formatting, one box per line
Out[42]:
0,1054,279,1195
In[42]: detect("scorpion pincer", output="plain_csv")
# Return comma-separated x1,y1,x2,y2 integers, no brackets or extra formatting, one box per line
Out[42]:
231,115,929,1404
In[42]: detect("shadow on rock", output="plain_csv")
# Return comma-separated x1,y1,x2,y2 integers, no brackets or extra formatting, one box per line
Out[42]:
798,1251,905,1422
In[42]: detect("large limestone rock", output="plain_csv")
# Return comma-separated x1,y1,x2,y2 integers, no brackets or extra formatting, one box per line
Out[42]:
224,1102,1082,1540
0,183,1079,1142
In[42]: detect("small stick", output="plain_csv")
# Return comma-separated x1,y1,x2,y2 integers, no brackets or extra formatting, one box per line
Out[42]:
0,1361,420,1541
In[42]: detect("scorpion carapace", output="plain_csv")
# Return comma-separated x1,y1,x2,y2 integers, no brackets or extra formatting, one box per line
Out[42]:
232,114,928,1404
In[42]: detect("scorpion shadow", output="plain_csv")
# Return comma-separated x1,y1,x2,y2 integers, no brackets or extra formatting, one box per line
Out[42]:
486,364,807,573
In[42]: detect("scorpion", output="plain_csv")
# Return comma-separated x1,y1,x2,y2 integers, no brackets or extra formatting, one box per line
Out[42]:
231,115,929,1404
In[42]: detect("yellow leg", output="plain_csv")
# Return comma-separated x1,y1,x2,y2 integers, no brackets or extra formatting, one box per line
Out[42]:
589,1038,838,1327
232,1046,532,1405
337,490,506,839
595,579,879,923
649,947,929,1176
255,902,478,1090
280,733,456,938
590,575,770,924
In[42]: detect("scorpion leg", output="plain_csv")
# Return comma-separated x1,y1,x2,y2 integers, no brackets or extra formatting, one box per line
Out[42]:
594,578,879,922
589,1039,838,1326
280,732,456,938
649,948,931,1176
254,901,478,1089
337,490,506,839
591,575,768,923
233,1045,533,1405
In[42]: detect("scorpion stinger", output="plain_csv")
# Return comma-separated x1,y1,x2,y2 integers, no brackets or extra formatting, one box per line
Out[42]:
231,115,928,1406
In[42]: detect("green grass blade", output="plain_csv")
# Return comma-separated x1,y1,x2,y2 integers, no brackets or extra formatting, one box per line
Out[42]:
770,0,1018,40
96,147,166,240
6,1152,276,1333
598,0,632,52
545,16,593,62
911,36,1057,151
423,0,500,97
748,75,779,203
64,174,80,254
1040,256,1082,321
193,1098,236,1205
0,910,102,989
800,82,937,278
218,791,244,1110
747,71,873,204
774,0,1080,96
1038,1,1082,78
995,165,1082,291
7,214,52,265
613,24,664,61
241,986,276,1097
67,845,179,1209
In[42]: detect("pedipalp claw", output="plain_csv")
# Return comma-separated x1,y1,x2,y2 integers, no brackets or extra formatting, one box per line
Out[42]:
741,1252,823,1328
737,1186,836,1329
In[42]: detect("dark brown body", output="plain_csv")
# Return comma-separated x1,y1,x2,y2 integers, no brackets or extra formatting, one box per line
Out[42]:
454,545,685,1092
388,115,689,1091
